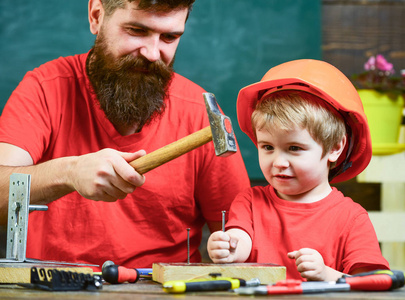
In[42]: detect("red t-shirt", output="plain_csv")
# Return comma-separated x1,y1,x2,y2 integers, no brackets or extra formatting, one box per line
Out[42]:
226,185,389,280
0,52,250,269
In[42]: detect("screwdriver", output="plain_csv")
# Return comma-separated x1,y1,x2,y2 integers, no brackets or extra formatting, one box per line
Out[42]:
101,260,152,284
163,273,260,293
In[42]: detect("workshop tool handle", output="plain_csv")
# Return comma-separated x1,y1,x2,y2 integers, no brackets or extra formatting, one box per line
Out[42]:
129,126,212,174
102,264,140,284
167,280,234,293
345,274,393,291
338,270,405,291
163,277,241,293
163,274,260,294
234,270,405,295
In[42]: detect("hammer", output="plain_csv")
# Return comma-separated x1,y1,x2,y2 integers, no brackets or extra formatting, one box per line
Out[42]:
129,93,237,174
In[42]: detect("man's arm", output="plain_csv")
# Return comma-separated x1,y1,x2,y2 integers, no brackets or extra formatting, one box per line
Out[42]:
0,143,146,225
0,143,73,224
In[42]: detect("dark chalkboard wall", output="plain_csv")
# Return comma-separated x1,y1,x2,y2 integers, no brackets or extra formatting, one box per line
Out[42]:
0,0,321,179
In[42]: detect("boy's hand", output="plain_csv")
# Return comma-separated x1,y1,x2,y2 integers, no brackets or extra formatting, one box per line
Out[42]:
287,248,344,281
207,231,239,263
287,248,328,281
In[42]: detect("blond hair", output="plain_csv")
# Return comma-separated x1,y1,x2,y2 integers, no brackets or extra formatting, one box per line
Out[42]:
251,91,346,161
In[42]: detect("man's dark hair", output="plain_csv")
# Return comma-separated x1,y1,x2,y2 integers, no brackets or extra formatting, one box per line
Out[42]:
101,0,196,16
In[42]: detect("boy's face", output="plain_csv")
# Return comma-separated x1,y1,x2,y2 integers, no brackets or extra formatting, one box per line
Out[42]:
256,126,340,203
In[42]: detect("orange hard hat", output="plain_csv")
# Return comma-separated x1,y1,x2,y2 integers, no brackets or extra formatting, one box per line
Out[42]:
237,59,371,183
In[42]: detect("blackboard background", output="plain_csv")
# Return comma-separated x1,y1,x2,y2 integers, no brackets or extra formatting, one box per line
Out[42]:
0,0,321,179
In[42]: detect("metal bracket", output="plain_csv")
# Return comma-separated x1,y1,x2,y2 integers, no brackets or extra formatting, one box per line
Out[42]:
5,174,48,262
1,173,98,267
6,173,32,261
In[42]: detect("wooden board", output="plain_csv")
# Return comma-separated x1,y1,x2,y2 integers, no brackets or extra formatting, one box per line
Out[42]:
0,262,93,284
152,262,286,284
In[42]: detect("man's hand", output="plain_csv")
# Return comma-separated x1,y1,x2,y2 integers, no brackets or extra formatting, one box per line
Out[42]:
288,248,343,281
0,144,147,224
68,148,146,202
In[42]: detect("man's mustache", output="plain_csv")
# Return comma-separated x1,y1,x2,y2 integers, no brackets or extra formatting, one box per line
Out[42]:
113,55,168,74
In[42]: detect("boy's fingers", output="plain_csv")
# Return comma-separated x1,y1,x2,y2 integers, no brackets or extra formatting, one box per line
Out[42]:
213,231,230,242
210,231,226,241
217,241,231,250
210,249,230,260
208,240,231,251
229,238,238,249
287,251,298,259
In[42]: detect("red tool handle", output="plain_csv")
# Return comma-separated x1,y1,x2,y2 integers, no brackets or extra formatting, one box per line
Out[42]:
117,266,139,283
267,280,303,294
102,264,140,284
337,270,405,291
344,274,394,291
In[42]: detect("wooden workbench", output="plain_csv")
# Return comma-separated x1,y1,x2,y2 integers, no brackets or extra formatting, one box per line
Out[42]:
1,279,405,299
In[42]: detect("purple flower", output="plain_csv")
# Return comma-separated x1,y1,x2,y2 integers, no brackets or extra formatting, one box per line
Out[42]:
375,54,394,74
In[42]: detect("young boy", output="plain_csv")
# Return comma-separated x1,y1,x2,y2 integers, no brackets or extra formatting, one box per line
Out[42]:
207,59,390,281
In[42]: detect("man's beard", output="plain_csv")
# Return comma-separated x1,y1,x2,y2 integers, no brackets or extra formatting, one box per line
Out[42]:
87,33,174,131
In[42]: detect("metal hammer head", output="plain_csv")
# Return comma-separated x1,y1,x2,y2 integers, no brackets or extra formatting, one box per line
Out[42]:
203,93,237,157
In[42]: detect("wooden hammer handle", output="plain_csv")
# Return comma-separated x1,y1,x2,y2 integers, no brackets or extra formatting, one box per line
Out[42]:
129,126,212,175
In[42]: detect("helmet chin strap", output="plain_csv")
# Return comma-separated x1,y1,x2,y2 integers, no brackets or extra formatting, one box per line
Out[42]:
328,125,354,182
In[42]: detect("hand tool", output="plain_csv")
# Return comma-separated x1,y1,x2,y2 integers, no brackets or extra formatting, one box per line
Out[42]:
162,273,260,293
129,93,237,174
233,269,404,295
101,260,152,284
337,269,405,291
234,279,350,295
19,267,103,291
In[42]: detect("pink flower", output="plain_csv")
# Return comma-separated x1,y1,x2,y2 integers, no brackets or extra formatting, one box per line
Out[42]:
354,55,404,94
364,56,376,71
375,54,394,74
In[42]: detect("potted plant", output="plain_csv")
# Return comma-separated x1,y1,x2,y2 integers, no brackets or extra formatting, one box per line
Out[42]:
351,54,405,154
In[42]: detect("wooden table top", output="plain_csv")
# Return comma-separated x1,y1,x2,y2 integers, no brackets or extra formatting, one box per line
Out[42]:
1,278,405,299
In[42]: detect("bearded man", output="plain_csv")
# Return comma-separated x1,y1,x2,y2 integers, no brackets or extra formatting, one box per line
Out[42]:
0,0,249,270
